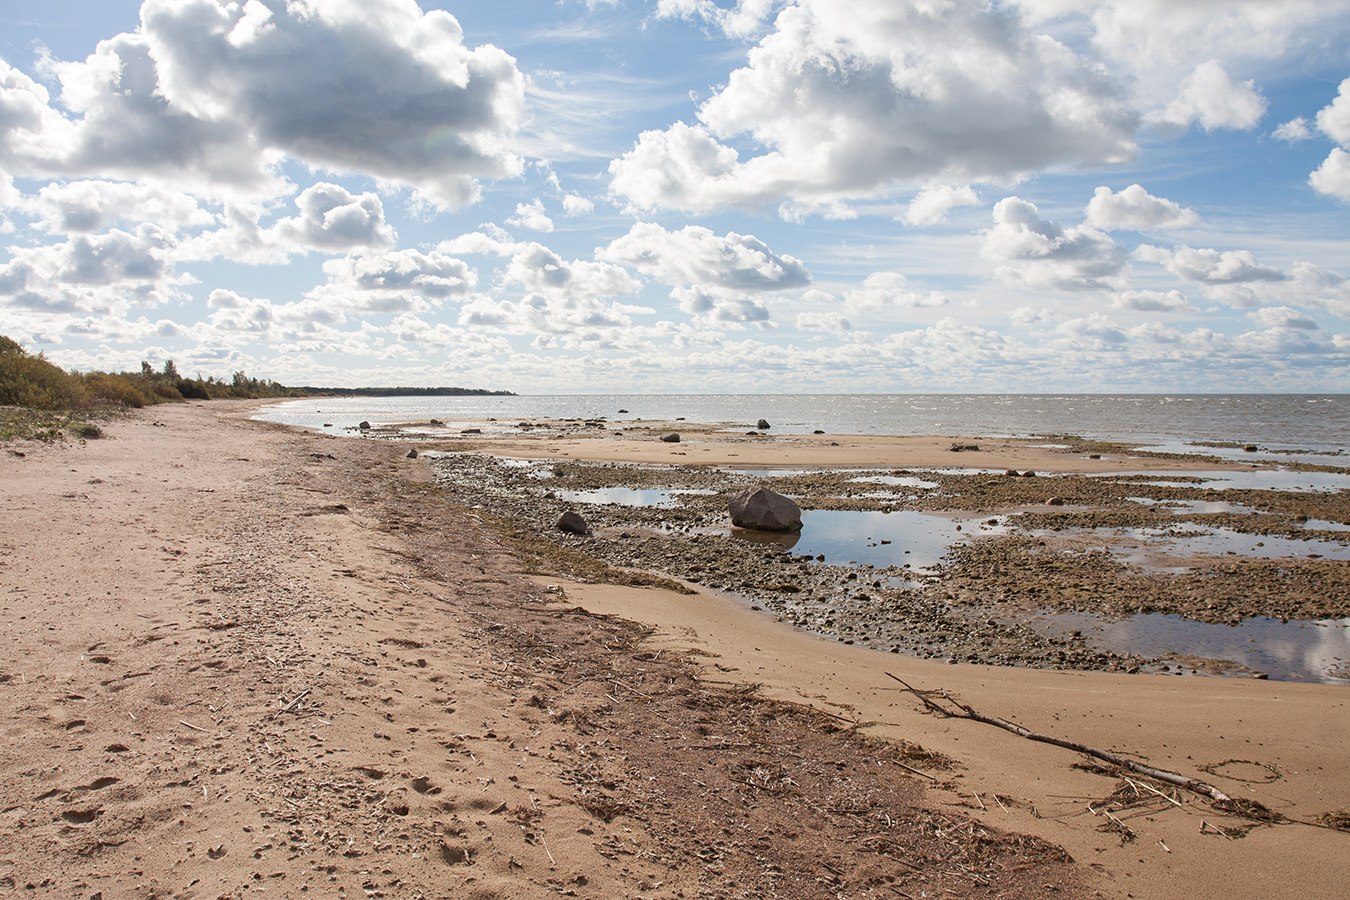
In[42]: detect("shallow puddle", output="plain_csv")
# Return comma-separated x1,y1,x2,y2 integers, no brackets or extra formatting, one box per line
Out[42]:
730,509,1010,572
1038,524,1350,571
1113,469,1350,493
558,486,713,507
1027,611,1350,683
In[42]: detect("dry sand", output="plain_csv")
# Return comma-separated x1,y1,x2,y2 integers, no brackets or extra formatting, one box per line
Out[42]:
1,402,1346,900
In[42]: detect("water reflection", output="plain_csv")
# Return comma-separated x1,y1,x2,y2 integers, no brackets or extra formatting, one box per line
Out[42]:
558,486,713,507
1113,469,1350,492
730,509,1009,572
1029,612,1350,683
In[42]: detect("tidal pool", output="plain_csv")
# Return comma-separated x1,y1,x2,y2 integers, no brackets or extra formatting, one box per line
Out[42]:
730,509,1011,572
1027,611,1350,683
557,486,714,507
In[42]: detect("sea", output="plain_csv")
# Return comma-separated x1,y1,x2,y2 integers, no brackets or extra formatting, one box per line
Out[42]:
254,393,1349,460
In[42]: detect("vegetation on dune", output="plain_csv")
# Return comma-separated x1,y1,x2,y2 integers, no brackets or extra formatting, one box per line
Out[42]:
0,333,300,442
1,332,514,443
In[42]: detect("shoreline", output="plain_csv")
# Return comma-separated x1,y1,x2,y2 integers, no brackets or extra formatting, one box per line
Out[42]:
0,401,1345,900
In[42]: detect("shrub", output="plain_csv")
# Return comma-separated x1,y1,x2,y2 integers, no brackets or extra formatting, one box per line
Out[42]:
71,422,103,439
83,372,151,408
0,343,86,409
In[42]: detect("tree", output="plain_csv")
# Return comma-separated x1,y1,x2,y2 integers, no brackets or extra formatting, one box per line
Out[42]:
162,359,180,380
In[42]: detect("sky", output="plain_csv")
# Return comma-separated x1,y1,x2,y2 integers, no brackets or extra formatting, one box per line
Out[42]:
1,1,1349,393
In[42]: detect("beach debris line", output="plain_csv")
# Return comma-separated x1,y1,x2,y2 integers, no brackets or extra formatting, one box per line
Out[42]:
884,672,1281,821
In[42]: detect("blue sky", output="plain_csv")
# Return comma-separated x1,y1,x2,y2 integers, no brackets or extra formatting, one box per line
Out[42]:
1,0,1348,392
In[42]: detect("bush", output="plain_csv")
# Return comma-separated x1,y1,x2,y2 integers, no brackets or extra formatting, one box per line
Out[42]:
0,344,86,409
83,372,150,408
71,422,103,439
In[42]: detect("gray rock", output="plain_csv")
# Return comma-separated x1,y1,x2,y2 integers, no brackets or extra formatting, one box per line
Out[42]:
358,420,371,430
407,448,419,459
557,510,590,535
729,486,802,533
660,433,681,443
757,418,771,430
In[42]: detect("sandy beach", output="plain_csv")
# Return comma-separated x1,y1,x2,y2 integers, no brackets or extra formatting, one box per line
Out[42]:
1,402,1346,900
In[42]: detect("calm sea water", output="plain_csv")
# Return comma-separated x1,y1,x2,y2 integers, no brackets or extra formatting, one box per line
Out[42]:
255,394,1349,456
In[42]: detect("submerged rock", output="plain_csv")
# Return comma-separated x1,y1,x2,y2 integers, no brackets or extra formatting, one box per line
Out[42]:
729,486,802,533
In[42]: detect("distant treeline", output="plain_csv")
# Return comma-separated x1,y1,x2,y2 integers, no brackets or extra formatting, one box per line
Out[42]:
0,333,509,411
297,386,514,397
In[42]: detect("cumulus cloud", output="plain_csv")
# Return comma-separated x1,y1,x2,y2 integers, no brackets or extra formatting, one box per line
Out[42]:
903,186,981,227
1152,60,1267,131
1250,306,1319,330
503,242,640,301
273,183,396,250
1018,1,1348,120
844,272,947,311
1315,76,1350,145
796,310,852,334
612,1,1136,215
982,197,1129,292
1310,149,1350,202
601,222,809,292
506,199,554,232
1135,244,1286,286
304,247,478,314
0,226,185,314
561,193,594,216
24,180,217,235
6,0,526,207
1084,184,1197,231
1110,289,1193,313
1273,117,1313,143
1310,78,1350,202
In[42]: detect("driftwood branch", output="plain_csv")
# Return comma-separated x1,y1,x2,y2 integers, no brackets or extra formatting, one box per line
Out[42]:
885,672,1242,810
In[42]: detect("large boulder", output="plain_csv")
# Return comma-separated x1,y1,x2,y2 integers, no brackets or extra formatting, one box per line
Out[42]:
557,510,590,535
729,486,802,533
660,432,681,443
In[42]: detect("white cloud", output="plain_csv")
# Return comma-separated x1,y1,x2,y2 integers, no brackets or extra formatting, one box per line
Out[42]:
1311,148,1350,202
0,226,186,314
1136,244,1286,286
612,1,1136,215
304,248,478,314
7,0,527,208
561,193,594,216
796,311,852,334
506,198,554,232
1018,1,1349,120
843,272,947,311
1249,306,1319,331
24,180,217,235
671,285,773,329
1110,289,1192,313
903,186,981,227
1084,184,1198,231
1154,60,1267,131
1316,76,1350,146
600,222,810,292
982,197,1129,292
1054,313,1127,350
273,183,396,250
503,242,640,300
1273,117,1313,143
